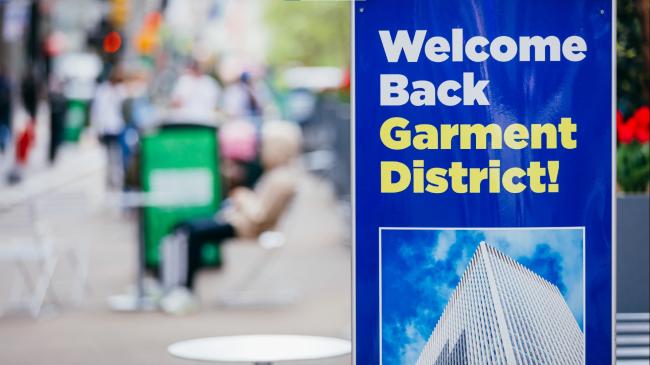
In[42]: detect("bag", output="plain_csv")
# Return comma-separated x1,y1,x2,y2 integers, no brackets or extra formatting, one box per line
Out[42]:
16,121,35,165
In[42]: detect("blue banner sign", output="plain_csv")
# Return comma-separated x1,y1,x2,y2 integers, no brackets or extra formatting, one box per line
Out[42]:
353,1,614,364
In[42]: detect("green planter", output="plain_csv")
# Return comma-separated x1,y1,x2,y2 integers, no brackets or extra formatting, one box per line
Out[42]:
140,124,223,268
63,99,90,142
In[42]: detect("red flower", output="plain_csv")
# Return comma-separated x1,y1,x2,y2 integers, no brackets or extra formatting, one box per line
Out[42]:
617,106,650,144
617,109,636,144
617,110,624,129
631,106,649,144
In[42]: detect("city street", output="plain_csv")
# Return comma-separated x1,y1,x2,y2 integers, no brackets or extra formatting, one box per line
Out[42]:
0,140,352,365
0,0,647,363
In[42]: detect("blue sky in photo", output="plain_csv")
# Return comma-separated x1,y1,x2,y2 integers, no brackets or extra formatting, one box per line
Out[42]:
381,228,583,365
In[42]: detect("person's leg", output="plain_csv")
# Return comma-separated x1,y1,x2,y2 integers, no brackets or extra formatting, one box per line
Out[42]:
178,219,235,289
48,118,58,163
106,136,123,189
0,124,9,153
159,219,236,314
48,109,64,164
99,135,112,187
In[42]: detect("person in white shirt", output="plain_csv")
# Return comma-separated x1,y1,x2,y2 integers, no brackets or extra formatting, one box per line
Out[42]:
91,69,125,189
170,61,221,122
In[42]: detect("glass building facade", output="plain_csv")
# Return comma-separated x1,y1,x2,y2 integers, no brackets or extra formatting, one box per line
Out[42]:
416,243,584,365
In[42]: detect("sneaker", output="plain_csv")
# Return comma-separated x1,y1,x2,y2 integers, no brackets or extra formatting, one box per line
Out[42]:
160,287,199,315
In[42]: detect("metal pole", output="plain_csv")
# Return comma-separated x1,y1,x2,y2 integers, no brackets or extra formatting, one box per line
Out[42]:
136,206,146,308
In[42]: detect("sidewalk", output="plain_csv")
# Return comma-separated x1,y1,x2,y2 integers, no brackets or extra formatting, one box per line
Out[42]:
0,143,352,364
0,142,105,212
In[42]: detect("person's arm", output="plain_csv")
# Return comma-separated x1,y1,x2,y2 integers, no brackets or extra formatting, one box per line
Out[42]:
236,170,296,226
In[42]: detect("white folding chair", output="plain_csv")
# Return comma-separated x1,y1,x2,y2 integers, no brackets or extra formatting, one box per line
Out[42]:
0,212,59,317
30,195,90,307
0,202,88,318
215,182,308,308
216,231,297,308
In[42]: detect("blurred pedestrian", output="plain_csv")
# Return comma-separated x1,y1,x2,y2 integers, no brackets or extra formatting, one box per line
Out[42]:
21,70,39,123
6,71,39,184
0,68,11,155
222,71,267,123
48,77,66,164
169,60,221,122
120,70,155,185
159,120,303,315
219,119,262,191
91,68,125,189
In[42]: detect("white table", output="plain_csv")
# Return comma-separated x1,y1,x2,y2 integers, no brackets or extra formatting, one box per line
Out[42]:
167,335,352,365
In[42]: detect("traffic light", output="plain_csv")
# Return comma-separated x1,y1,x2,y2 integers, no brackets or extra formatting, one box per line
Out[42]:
103,31,122,54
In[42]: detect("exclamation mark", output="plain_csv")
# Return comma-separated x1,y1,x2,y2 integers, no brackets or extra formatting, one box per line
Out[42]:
547,161,559,193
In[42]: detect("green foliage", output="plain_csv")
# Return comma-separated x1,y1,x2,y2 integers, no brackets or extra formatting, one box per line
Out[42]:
264,1,350,67
618,143,650,192
617,0,649,192
617,0,649,115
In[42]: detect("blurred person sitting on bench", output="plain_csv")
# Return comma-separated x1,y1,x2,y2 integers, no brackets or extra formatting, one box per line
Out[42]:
159,120,302,314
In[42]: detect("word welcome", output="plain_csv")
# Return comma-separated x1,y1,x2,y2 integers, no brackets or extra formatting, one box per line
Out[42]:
379,29,587,63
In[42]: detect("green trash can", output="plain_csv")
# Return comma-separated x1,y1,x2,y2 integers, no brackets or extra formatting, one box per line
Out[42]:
140,123,223,268
63,99,90,142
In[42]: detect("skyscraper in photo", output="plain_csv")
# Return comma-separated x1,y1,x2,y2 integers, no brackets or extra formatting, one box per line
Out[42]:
416,242,584,365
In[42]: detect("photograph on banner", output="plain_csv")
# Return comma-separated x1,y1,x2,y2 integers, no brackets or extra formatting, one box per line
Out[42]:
380,227,585,364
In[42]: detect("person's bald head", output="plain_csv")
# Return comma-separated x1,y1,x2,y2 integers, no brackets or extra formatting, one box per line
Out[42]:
261,120,303,169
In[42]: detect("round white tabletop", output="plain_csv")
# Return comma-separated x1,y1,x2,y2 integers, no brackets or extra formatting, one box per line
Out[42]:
167,335,351,364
